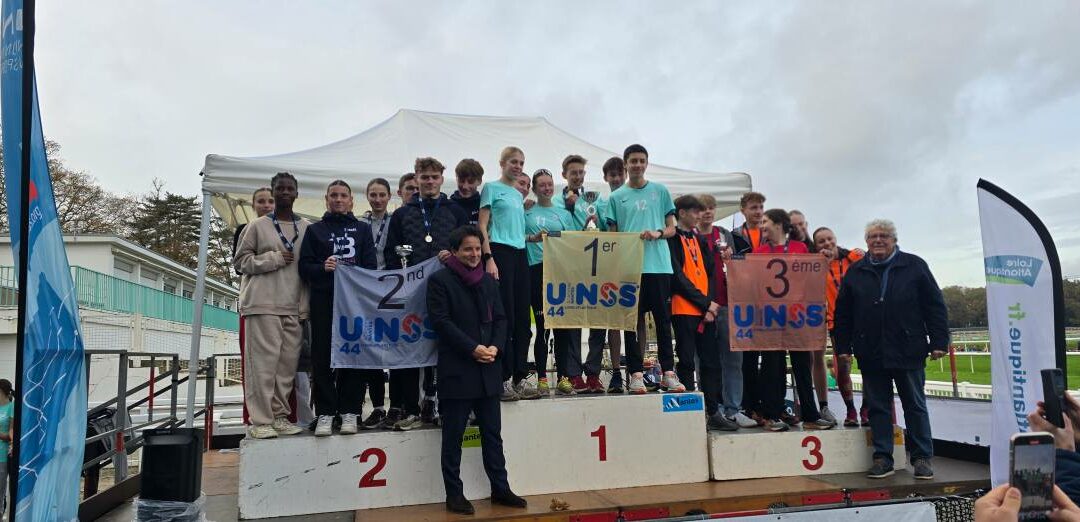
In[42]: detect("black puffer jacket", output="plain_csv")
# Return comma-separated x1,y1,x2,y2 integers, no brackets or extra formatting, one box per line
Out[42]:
383,193,468,267
833,249,950,370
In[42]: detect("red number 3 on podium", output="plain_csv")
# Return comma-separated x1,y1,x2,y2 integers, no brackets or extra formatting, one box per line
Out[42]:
801,436,823,471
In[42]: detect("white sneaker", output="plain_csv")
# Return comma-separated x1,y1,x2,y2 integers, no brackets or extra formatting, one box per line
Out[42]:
500,380,520,401
271,417,302,436
819,405,838,426
515,380,542,400
661,372,687,392
248,424,278,439
340,413,359,435
314,415,334,437
732,412,759,429
628,373,647,394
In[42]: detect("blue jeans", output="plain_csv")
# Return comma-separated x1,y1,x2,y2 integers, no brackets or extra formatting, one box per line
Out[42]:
862,367,934,466
715,307,744,417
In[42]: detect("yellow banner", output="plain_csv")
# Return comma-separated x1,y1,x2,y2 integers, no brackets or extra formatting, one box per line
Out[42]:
542,231,644,330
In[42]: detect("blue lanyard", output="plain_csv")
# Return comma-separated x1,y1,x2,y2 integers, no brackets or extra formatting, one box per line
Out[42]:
419,197,443,236
269,213,299,252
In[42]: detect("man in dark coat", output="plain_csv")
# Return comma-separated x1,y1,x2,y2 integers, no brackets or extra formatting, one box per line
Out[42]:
427,225,526,515
834,219,950,480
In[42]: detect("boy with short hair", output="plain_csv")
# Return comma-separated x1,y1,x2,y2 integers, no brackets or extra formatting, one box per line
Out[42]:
451,159,484,225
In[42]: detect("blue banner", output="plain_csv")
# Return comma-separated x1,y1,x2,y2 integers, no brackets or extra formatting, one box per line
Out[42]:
1,1,87,520
331,257,440,369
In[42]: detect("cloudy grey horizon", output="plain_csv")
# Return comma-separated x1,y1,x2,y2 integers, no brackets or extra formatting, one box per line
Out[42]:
31,1,1080,286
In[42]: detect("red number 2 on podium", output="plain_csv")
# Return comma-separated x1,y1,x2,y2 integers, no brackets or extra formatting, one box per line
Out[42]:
801,436,823,471
590,425,607,461
358,448,388,488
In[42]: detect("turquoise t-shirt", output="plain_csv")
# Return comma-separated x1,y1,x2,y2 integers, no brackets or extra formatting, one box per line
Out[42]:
605,181,676,274
552,188,608,231
524,204,576,266
0,401,12,463
480,180,526,249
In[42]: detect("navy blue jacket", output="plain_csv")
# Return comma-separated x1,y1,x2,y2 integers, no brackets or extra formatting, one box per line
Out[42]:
1058,449,1080,506
833,250,950,370
426,268,506,400
450,191,480,226
298,212,377,305
384,193,468,267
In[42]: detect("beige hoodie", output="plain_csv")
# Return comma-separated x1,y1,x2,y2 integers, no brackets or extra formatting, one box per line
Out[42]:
234,215,310,318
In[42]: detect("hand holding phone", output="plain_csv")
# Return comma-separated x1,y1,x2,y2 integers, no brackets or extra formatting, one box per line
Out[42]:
1010,432,1056,520
1042,369,1067,428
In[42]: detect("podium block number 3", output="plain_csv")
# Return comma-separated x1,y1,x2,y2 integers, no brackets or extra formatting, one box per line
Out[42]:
801,436,823,471
358,448,388,488
591,425,607,462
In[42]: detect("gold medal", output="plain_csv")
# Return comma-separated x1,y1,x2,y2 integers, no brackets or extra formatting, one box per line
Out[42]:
424,234,433,243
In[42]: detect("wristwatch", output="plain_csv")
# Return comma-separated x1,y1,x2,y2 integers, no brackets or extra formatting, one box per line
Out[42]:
482,253,492,263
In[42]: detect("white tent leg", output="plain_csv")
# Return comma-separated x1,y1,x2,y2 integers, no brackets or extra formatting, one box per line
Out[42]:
186,190,214,427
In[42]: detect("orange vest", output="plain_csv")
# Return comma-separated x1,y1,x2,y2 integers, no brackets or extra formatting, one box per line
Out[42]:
825,249,865,329
672,234,710,316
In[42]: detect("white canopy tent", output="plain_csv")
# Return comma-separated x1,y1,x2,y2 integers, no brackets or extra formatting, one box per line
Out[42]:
183,109,751,423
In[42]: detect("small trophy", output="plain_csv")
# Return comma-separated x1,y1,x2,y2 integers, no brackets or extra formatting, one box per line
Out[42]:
583,191,601,230
394,244,413,269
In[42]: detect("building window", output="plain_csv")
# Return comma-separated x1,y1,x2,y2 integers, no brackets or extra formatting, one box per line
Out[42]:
183,289,193,299
141,268,161,289
163,278,179,295
113,258,135,281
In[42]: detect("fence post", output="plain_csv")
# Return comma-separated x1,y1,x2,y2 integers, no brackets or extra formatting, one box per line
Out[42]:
206,355,216,450
148,356,155,423
170,354,179,422
949,345,959,398
113,352,129,481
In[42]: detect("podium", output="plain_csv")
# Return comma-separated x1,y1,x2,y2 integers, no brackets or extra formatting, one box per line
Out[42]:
708,425,907,481
239,393,709,519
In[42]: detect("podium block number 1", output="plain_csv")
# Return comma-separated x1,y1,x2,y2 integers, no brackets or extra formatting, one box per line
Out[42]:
358,448,388,488
591,425,607,462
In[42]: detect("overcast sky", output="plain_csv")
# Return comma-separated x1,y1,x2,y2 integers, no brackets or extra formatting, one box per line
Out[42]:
31,1,1080,286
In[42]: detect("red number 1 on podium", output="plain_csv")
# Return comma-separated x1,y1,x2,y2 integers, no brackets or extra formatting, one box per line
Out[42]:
591,425,607,462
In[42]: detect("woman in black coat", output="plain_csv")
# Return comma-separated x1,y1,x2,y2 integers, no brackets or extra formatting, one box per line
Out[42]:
426,225,526,515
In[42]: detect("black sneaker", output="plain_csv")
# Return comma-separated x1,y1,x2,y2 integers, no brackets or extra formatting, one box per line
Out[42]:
867,458,895,479
607,373,624,394
420,399,437,424
491,489,527,508
912,458,934,480
446,495,474,515
360,409,386,430
707,413,739,432
378,408,402,430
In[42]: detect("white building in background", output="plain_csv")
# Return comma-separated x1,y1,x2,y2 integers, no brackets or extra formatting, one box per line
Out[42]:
0,235,242,404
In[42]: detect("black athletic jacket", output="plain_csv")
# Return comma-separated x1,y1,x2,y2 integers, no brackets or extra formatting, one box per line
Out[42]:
298,212,377,305
383,193,468,267
450,191,480,226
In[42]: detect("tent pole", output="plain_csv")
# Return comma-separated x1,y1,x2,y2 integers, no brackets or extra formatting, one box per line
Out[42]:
186,190,214,427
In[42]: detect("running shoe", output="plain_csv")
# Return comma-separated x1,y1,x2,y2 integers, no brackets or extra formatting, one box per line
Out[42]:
781,411,800,426
803,418,835,430
271,417,302,436
819,405,838,426
843,409,859,428
556,377,575,395
766,419,790,432
750,412,767,427
420,398,437,424
586,375,604,394
571,376,589,394
867,458,894,479
708,413,740,431
361,409,386,430
378,408,402,430
661,372,687,393
732,412,760,429
628,374,647,394
607,373,625,394
912,458,934,480
339,413,359,435
515,380,542,400
248,424,278,439
314,415,334,437
537,377,550,396
501,380,520,401
394,414,423,431
859,407,869,426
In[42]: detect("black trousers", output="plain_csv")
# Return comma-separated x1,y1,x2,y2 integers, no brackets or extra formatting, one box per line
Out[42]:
359,368,385,409
585,329,609,377
441,396,511,499
529,263,582,379
758,351,821,422
310,297,363,416
672,315,721,415
492,243,531,382
388,367,420,415
623,273,674,374
423,366,436,398
742,351,763,415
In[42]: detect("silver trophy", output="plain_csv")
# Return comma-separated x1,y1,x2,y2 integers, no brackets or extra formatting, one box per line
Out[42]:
583,191,601,230
394,244,413,269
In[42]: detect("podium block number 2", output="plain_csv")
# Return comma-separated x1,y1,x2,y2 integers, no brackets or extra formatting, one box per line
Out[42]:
358,448,388,488
801,436,823,471
590,425,607,462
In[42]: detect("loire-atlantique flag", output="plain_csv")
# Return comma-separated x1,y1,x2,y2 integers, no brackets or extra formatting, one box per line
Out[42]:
2,2,88,520
979,179,1066,485
331,257,441,369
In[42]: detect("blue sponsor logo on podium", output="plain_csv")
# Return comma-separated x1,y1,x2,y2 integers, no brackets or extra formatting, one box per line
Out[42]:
662,393,703,413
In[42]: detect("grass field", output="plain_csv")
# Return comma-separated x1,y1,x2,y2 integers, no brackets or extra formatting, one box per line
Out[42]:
833,353,1080,386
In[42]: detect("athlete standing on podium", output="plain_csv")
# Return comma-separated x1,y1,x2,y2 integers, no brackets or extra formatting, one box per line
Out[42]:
584,157,627,394
479,146,540,401
605,144,683,395
428,225,527,515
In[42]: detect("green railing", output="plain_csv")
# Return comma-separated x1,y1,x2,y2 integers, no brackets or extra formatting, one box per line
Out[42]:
0,265,238,332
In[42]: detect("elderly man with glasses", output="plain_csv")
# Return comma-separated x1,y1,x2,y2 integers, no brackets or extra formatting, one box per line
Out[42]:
833,219,950,481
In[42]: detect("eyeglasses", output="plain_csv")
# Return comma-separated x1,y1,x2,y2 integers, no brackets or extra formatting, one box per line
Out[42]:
866,233,895,241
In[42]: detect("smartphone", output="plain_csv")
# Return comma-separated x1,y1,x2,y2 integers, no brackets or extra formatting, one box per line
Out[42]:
1010,432,1055,520
1042,369,1066,428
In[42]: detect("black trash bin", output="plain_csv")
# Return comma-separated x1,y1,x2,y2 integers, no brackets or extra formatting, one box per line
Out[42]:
140,427,204,502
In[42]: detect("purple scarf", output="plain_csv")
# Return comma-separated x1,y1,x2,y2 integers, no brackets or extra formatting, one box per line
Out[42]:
445,255,484,287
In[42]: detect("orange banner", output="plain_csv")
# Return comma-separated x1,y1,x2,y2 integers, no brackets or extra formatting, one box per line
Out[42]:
726,254,828,351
